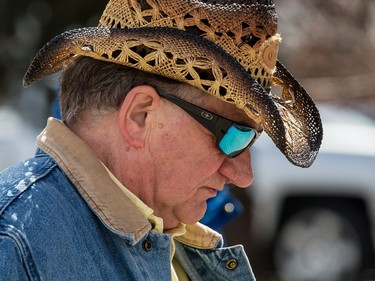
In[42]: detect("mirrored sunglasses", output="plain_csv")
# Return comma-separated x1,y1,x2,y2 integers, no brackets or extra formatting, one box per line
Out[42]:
158,92,260,158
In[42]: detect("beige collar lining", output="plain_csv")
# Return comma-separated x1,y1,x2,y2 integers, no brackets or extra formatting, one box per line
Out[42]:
37,118,151,243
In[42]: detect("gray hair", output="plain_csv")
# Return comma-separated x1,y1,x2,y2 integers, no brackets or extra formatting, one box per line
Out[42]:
60,56,200,125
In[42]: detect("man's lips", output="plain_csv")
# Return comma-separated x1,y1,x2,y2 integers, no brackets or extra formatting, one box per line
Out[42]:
207,187,217,195
205,186,223,197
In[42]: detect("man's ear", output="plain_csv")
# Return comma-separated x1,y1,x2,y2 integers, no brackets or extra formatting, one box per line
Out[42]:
118,85,160,148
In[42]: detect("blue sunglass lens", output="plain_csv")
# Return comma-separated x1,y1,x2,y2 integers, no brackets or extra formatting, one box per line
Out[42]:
219,125,257,157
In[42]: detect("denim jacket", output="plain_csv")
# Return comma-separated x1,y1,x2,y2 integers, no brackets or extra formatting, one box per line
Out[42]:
0,118,255,281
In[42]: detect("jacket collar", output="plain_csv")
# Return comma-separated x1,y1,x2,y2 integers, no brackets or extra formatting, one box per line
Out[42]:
37,118,151,244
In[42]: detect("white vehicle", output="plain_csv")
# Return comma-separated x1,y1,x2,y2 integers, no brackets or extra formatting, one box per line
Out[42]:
241,104,375,281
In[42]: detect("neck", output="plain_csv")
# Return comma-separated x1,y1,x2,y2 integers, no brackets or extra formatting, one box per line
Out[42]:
68,112,176,228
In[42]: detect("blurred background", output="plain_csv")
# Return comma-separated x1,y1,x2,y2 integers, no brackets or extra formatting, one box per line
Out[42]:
1,0,375,280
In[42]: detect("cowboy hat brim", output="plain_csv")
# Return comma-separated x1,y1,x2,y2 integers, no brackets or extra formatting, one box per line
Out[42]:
23,26,322,167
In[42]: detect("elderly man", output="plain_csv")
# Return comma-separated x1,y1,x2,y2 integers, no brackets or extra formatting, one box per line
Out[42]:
0,0,322,280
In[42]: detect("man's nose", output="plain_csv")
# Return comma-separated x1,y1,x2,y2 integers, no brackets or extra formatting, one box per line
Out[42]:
218,149,254,188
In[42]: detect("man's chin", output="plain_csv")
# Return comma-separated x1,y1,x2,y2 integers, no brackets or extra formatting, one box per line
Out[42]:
177,206,207,226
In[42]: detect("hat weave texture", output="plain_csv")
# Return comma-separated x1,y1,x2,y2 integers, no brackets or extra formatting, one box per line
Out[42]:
23,0,323,167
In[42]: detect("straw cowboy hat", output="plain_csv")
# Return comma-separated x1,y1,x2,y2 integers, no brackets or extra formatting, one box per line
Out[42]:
23,0,323,168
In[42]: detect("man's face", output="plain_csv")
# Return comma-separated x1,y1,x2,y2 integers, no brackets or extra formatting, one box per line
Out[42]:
145,93,257,229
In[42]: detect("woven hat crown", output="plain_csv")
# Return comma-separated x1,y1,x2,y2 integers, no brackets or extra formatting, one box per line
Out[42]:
99,0,280,91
